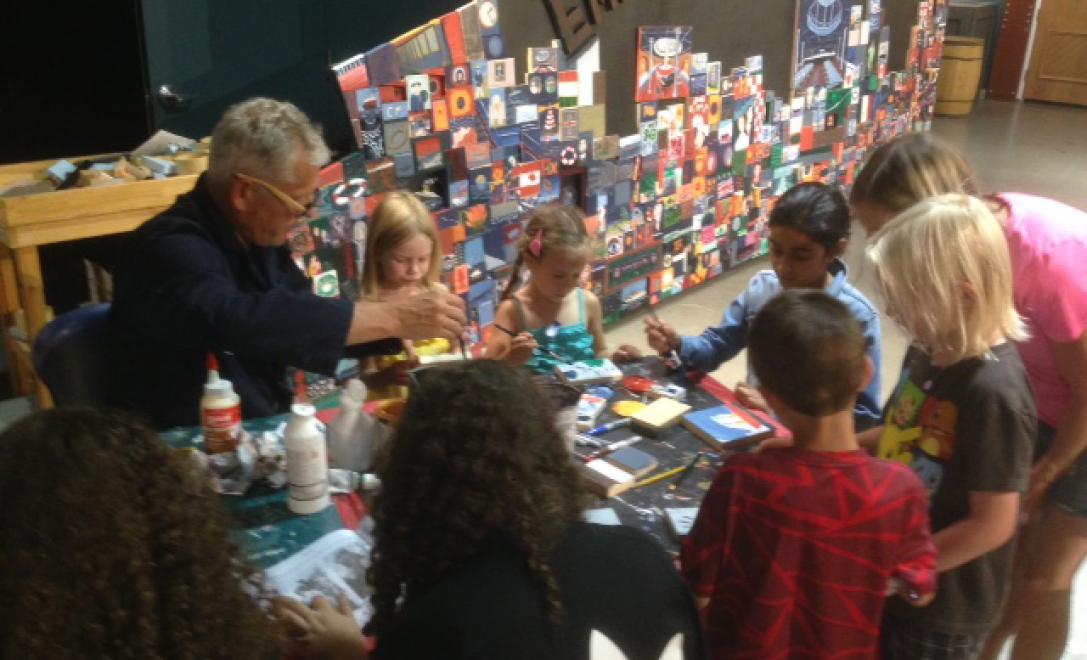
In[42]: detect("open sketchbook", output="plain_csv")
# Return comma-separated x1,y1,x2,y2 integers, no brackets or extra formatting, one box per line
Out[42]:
264,527,375,627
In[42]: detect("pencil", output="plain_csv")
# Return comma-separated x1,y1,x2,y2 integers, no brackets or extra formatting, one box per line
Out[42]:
629,464,689,489
667,452,704,492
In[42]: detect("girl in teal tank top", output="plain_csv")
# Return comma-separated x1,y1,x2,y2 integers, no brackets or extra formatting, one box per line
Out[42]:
486,205,608,376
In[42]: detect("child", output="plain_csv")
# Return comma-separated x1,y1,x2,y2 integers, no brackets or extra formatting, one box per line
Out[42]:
360,191,452,399
0,409,277,658
681,290,936,660
645,182,882,430
868,195,1036,660
276,362,705,660
486,204,607,373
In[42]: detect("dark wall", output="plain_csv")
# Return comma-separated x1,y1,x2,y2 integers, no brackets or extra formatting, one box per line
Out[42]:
0,3,150,164
501,0,919,137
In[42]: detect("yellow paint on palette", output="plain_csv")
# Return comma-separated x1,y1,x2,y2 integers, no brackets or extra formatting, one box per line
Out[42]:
612,400,647,417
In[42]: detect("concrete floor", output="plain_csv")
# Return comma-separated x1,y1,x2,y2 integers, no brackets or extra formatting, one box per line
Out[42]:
605,98,1087,659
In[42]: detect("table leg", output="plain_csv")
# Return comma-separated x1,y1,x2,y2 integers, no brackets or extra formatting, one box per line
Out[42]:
13,246,54,409
0,246,29,395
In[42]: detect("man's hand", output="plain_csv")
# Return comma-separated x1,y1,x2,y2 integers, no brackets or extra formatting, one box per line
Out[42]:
645,317,680,356
274,594,368,660
352,291,467,345
393,290,467,341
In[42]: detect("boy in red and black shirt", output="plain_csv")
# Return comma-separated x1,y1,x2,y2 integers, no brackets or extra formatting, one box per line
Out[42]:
681,291,936,659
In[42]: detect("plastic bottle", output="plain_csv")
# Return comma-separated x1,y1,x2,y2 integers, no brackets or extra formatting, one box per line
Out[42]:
201,354,242,454
284,373,330,515
327,379,377,473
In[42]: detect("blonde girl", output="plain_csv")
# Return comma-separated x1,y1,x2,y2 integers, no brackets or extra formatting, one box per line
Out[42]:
868,194,1035,660
853,134,1087,660
361,191,450,399
486,205,607,373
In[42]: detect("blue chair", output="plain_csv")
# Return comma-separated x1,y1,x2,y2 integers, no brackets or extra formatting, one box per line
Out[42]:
32,303,111,407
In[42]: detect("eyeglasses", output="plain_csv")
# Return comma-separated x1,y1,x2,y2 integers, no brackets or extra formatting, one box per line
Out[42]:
235,172,316,217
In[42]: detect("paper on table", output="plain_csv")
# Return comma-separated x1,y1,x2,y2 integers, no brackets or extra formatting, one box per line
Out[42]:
264,527,375,626
131,129,196,158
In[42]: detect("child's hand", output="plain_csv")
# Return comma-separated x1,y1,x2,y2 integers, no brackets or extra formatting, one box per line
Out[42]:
755,435,794,452
735,383,769,413
507,332,539,364
885,578,935,607
644,318,680,356
365,361,414,390
274,594,368,660
612,344,644,363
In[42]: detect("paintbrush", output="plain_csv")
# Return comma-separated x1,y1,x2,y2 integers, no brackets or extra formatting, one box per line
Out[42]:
493,323,568,363
645,306,683,367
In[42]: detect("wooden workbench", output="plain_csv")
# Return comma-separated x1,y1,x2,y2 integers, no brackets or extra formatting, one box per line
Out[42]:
0,157,197,407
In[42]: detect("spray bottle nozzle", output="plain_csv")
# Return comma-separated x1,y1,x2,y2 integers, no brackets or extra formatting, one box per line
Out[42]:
206,353,220,384
294,371,310,405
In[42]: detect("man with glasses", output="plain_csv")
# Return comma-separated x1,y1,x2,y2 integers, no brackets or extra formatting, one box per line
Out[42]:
108,98,466,429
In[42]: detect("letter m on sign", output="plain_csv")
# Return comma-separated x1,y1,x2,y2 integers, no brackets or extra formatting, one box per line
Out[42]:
544,0,596,55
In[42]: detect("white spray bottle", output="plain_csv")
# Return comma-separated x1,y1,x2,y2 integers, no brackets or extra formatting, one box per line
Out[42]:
284,372,330,515
327,378,378,472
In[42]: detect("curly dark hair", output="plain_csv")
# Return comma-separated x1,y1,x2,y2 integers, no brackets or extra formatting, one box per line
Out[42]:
0,408,278,659
365,361,588,637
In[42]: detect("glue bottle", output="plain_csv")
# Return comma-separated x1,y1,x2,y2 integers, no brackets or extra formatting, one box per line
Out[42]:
327,378,376,472
201,353,241,454
285,372,330,515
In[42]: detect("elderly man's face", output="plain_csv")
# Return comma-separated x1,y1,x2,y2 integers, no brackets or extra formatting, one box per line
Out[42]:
231,155,320,247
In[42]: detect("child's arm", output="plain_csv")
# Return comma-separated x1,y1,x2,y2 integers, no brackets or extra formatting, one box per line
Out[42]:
935,379,1034,571
855,310,883,430
933,491,1020,572
275,594,368,660
584,289,609,358
360,345,413,391
857,425,885,451
679,463,738,610
668,288,754,373
890,476,938,605
1027,333,1087,511
484,300,538,364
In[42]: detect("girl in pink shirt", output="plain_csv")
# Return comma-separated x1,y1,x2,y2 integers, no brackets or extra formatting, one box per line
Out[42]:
851,133,1087,660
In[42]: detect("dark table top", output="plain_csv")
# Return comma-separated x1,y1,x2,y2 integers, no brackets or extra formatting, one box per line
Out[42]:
575,358,780,553
161,358,780,563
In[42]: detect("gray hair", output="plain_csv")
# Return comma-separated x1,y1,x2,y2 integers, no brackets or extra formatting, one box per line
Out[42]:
206,97,331,193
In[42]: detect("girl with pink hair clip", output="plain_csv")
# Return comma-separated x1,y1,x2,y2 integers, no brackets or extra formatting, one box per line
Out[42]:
485,205,607,374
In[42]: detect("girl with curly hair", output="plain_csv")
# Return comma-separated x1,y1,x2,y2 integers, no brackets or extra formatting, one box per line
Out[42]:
0,408,279,659
278,361,704,660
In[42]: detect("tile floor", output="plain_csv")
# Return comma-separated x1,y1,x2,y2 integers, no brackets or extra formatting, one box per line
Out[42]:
604,99,1087,659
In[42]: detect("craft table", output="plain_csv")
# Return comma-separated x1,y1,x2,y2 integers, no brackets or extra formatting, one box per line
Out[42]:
0,157,197,408
158,363,783,562
580,359,784,551
161,413,368,567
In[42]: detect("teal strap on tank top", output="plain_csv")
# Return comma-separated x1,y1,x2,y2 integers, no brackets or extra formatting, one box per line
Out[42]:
513,290,596,375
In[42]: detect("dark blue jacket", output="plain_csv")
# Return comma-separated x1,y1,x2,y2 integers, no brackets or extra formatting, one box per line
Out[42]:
108,175,388,429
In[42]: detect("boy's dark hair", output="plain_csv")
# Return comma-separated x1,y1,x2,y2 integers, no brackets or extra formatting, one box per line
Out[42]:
749,290,866,417
769,182,851,250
